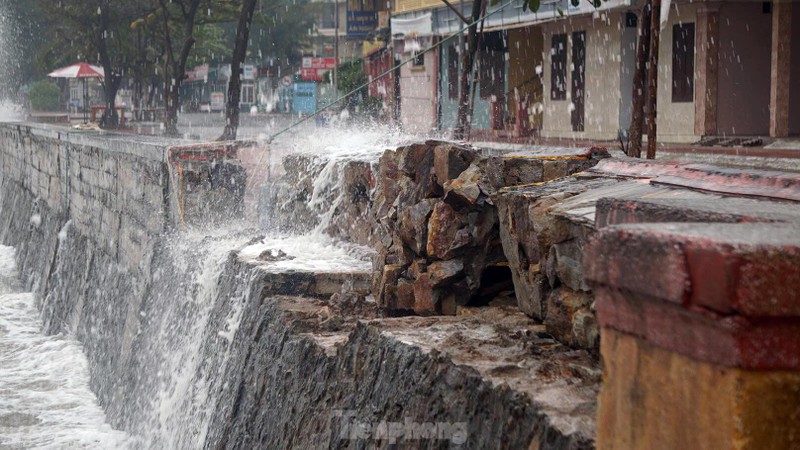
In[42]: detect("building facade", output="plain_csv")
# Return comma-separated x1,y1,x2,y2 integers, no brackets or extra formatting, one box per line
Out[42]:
391,0,800,142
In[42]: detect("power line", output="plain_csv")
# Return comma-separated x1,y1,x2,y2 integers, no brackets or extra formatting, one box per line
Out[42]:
265,0,518,144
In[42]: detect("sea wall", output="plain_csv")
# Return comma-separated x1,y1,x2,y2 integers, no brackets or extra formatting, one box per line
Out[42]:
0,123,176,427
0,123,598,448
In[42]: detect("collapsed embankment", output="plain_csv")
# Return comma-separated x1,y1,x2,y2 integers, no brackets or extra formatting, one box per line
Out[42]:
0,123,597,448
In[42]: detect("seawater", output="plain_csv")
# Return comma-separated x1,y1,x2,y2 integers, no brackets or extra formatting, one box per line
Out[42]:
0,245,130,449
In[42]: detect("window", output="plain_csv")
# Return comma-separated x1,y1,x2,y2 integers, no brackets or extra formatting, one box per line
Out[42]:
625,11,637,28
70,82,81,104
412,52,425,67
319,3,337,29
479,31,506,100
571,31,586,131
447,45,458,100
672,23,695,103
551,34,567,101
241,83,255,105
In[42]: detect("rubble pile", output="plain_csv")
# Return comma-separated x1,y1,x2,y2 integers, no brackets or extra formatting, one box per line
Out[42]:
370,140,606,316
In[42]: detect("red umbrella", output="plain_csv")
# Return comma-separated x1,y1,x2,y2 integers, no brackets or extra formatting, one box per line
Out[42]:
47,63,106,123
47,62,105,79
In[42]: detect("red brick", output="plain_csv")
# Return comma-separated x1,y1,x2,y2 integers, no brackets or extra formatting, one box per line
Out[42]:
736,248,800,316
595,286,800,370
685,245,740,314
589,223,800,370
584,227,690,305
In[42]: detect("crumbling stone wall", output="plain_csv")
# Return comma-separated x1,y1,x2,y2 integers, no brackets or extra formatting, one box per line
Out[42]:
493,177,619,350
371,141,604,316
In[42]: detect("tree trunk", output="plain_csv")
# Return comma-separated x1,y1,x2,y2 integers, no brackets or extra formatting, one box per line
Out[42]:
219,0,259,141
628,0,651,158
164,79,181,136
646,0,661,160
98,0,120,129
454,0,483,140
159,0,200,137
100,77,121,129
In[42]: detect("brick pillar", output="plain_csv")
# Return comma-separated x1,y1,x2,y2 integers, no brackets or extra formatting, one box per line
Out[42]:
586,223,800,450
694,7,719,136
770,1,793,137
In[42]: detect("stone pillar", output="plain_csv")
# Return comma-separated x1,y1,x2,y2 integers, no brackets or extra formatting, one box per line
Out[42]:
694,6,719,136
586,223,800,450
770,1,793,137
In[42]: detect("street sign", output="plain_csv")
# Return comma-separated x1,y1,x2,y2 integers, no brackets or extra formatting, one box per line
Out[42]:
347,0,378,39
210,92,225,112
293,82,317,114
301,57,336,81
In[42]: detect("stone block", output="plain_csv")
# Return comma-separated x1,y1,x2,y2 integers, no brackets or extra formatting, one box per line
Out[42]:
433,143,474,185
398,143,439,198
413,273,440,315
395,279,416,311
572,309,599,350
542,160,568,181
514,269,546,319
553,240,589,292
599,328,800,450
427,259,464,288
544,288,593,347
444,164,482,206
426,200,468,260
397,199,436,255
375,264,403,308
500,156,544,186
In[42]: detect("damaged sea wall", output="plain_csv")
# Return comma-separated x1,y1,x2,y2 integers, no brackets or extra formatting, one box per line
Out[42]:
0,124,598,448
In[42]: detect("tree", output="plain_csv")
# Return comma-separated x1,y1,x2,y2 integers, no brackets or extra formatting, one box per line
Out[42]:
28,80,61,111
627,0,651,158
156,0,203,136
645,0,661,160
452,0,484,140
250,0,315,78
98,0,123,128
28,1,144,128
219,0,259,141
625,0,661,159
139,0,237,136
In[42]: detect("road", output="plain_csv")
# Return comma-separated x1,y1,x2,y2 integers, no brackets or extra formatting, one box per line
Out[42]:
177,112,315,142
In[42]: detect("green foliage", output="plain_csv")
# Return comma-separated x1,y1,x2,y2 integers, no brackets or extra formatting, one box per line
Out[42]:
323,59,384,118
326,59,367,94
250,0,316,72
28,80,61,111
188,24,230,67
30,1,141,74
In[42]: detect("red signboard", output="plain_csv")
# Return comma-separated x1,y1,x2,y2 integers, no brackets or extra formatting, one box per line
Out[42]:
301,57,336,81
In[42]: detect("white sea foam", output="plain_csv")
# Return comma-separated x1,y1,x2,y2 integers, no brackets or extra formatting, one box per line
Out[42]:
0,245,131,448
239,233,372,274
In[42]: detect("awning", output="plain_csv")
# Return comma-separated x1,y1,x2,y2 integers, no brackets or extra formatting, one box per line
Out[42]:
391,13,433,38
